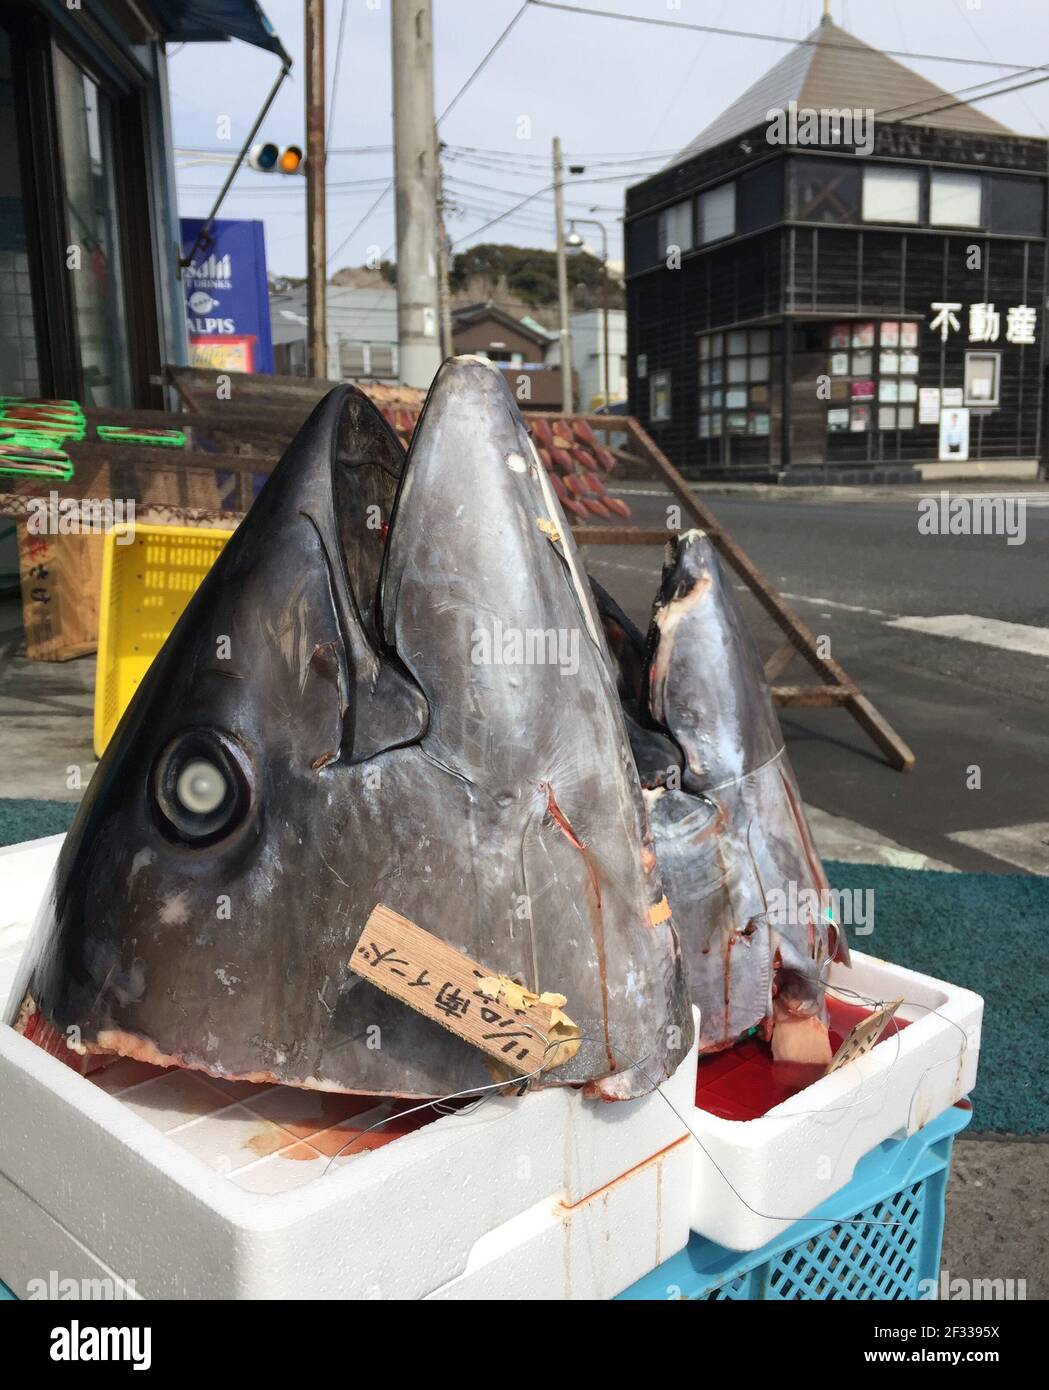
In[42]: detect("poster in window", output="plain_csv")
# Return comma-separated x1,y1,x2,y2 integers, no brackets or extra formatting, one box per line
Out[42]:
878,406,897,430
850,404,870,431
650,371,671,421
880,322,900,346
851,322,875,348
853,350,873,374
850,379,875,399
938,406,970,461
879,380,899,402
898,406,916,429
751,413,770,436
830,323,851,349
899,379,918,403
918,387,940,422
879,350,900,375
899,351,919,374
900,321,919,347
942,387,964,406
830,352,850,375
827,407,850,431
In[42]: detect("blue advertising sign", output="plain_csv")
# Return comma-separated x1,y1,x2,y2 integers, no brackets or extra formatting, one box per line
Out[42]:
179,217,274,374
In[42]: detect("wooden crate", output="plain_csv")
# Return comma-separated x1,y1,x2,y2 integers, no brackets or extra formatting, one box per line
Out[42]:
16,523,104,661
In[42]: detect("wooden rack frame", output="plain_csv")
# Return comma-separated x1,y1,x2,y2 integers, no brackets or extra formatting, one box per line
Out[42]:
556,413,915,773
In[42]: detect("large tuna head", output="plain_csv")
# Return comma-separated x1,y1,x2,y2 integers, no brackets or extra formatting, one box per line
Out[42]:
604,530,846,1061
9,361,692,1099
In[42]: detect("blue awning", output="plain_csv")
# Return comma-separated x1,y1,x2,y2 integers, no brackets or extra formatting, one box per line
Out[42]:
155,1,290,63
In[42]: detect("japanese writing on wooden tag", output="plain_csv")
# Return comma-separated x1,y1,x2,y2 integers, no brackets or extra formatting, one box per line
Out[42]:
351,904,581,1076
825,998,903,1076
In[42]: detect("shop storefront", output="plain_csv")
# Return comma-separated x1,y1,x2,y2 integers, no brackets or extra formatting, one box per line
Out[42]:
0,1,286,410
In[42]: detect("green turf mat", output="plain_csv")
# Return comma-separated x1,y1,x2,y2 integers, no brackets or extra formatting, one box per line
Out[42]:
827,859,1047,1136
0,798,77,845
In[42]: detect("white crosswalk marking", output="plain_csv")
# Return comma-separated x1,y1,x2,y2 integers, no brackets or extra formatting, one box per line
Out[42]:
885,614,1049,659
948,823,1049,876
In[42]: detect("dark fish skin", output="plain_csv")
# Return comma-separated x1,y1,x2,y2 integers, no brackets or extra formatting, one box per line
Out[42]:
589,577,683,788
596,532,846,1055
9,361,693,1099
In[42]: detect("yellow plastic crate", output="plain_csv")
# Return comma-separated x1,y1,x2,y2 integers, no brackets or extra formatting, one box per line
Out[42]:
93,523,235,757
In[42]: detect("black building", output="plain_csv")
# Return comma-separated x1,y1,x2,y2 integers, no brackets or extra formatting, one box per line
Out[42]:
624,17,1048,482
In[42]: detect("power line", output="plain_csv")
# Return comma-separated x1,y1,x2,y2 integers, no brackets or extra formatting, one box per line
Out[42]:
437,2,530,123
525,0,1048,73
950,0,1049,136
328,2,531,270
891,67,1049,125
443,142,676,162
326,184,393,268
327,0,351,148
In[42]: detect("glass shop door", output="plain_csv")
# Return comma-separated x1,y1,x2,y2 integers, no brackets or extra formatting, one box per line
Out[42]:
52,44,132,408
0,23,42,397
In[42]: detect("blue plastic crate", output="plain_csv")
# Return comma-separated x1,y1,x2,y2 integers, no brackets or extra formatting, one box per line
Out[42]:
619,1102,971,1300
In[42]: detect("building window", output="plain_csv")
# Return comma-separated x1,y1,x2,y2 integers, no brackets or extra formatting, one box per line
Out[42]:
657,200,693,254
626,213,659,272
698,328,774,438
827,321,920,431
650,370,671,422
338,341,397,379
738,163,783,233
930,172,982,227
791,157,861,223
989,174,1043,236
964,351,1000,407
697,183,735,244
861,166,921,225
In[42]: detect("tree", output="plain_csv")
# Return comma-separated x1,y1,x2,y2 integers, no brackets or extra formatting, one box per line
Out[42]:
449,243,620,308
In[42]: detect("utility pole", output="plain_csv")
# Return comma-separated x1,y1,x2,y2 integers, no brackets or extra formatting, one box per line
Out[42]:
435,150,454,359
392,0,442,387
305,0,327,380
553,137,573,412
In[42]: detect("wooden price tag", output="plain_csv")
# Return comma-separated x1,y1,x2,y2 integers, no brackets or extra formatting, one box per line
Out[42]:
350,904,581,1076
825,998,903,1076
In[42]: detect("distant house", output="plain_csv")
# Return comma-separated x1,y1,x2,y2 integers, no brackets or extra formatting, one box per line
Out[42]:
451,301,567,408
570,309,627,409
270,285,399,381
625,16,1047,481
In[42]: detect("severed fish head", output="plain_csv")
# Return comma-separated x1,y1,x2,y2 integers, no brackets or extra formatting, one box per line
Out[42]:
9,361,693,1099
596,530,845,1060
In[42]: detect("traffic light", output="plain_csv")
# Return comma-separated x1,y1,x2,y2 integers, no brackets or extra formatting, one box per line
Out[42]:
248,143,303,174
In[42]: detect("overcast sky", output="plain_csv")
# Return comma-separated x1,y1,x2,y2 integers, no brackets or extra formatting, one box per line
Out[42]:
169,0,1049,279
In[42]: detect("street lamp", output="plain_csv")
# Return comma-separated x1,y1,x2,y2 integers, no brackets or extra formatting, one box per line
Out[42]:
565,219,613,410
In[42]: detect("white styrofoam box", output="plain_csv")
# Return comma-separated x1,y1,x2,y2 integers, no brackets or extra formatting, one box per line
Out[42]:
427,1135,692,1300
0,1171,141,1301
0,834,63,1008
0,833,698,1300
689,950,983,1252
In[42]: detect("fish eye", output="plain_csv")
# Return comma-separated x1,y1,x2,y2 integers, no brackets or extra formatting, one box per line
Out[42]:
176,759,227,815
152,731,251,845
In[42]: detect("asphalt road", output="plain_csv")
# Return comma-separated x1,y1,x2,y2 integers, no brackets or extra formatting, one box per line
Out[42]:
586,487,1049,875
